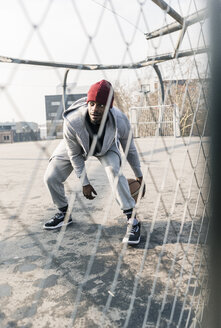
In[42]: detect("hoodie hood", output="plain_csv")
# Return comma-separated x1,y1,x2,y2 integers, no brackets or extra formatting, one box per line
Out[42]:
63,96,87,116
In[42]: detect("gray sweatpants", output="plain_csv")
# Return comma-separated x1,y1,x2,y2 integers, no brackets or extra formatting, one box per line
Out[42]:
44,141,135,211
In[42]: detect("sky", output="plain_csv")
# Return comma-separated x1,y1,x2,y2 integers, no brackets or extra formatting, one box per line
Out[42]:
0,0,208,125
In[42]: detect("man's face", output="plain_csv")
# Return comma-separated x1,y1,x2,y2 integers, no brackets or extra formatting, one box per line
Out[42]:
88,101,106,125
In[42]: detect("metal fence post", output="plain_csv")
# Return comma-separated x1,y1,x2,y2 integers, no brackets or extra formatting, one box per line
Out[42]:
129,107,138,138
173,104,181,137
210,0,221,326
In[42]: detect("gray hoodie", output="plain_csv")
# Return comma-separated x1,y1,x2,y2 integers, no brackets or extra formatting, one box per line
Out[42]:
63,97,142,185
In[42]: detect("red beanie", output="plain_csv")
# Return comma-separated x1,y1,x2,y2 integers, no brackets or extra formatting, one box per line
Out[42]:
87,80,114,108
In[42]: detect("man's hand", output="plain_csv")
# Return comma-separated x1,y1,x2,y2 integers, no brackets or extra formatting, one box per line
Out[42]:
83,184,97,200
136,176,146,198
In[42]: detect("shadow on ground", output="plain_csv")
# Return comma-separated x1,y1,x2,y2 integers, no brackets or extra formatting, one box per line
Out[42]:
0,215,208,328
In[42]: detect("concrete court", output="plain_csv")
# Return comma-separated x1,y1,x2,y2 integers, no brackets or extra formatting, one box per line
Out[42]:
0,137,209,328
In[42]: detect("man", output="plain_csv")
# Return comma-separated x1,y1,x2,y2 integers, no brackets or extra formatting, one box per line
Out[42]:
44,80,144,245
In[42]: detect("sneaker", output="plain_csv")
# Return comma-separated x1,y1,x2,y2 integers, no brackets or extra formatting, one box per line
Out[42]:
43,212,73,230
122,221,141,245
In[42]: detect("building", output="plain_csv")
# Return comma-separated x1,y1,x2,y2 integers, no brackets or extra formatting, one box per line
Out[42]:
0,122,40,143
13,122,40,142
45,85,88,139
0,123,15,143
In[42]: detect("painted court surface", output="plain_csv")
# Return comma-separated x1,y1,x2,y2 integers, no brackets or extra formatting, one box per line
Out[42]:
0,137,209,327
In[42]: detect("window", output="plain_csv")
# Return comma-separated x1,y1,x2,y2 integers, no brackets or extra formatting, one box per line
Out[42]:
4,136,10,140
49,112,57,117
51,101,60,106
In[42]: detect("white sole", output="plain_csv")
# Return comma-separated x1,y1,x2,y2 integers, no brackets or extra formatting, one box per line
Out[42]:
122,236,140,245
43,220,73,230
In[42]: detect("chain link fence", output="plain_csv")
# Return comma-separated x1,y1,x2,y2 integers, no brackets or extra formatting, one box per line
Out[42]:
0,0,210,327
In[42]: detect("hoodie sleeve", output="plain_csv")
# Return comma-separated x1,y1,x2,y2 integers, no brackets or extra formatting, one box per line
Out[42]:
118,113,143,178
63,120,90,186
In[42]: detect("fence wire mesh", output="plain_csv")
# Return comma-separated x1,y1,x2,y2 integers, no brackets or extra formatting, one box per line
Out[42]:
0,0,209,327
